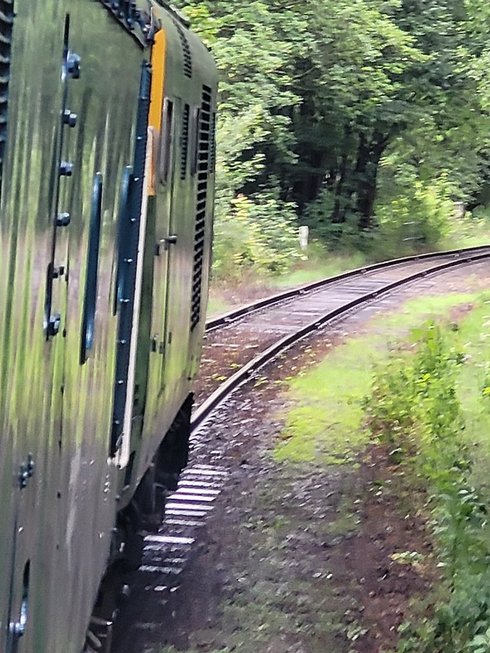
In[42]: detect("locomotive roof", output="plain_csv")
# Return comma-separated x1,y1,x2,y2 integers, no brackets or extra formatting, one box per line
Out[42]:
96,0,192,46
154,1,191,28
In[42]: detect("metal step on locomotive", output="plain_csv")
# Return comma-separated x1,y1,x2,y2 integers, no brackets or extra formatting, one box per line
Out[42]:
0,1,217,651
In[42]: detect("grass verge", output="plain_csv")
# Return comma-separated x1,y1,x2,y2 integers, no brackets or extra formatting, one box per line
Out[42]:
275,292,479,466
363,294,490,652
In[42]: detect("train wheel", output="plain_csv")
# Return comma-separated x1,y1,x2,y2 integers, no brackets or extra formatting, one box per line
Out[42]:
155,393,193,491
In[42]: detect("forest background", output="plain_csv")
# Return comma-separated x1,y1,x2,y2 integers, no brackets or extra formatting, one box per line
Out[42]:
175,0,490,281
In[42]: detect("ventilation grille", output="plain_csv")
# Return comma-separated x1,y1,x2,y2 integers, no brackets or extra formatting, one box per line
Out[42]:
180,103,190,180
209,111,216,171
0,0,14,168
174,19,192,78
190,86,212,331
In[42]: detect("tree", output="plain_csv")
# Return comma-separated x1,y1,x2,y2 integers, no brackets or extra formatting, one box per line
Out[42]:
177,0,490,270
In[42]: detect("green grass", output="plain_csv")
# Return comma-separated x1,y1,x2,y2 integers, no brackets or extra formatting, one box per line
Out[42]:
270,250,368,289
274,338,375,464
442,212,490,251
378,292,479,331
274,292,481,465
444,297,490,489
206,293,233,317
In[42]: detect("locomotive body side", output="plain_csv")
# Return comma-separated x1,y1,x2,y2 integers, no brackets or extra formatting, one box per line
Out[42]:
0,2,217,651
129,5,217,501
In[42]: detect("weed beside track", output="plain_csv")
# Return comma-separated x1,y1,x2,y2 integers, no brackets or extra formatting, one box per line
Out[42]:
366,296,490,653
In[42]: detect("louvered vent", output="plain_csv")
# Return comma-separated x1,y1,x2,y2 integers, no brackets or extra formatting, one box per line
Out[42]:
190,86,212,331
174,19,192,78
209,111,216,171
180,103,190,180
0,0,14,169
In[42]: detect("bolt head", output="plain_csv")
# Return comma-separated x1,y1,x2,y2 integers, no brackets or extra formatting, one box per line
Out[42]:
63,109,78,128
66,51,81,79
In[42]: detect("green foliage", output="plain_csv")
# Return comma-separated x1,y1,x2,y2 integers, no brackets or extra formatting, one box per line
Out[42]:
174,0,490,278
276,336,378,465
212,189,300,278
276,294,479,465
443,208,490,249
365,321,490,653
302,189,365,250
174,0,308,278
374,176,454,257
301,172,455,258
365,323,463,448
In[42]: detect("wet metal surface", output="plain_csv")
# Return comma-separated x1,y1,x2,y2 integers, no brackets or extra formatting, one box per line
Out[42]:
0,4,218,652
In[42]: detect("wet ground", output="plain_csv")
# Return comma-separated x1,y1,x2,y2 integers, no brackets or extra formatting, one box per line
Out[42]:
114,262,490,653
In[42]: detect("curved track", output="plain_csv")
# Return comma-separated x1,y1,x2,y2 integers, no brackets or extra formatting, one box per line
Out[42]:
194,246,490,427
113,247,490,652
205,245,490,332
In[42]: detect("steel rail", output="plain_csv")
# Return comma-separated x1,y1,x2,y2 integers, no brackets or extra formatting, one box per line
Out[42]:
205,245,490,333
193,249,490,431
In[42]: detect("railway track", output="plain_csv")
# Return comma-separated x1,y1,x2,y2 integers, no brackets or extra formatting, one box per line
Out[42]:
113,246,490,652
194,245,490,424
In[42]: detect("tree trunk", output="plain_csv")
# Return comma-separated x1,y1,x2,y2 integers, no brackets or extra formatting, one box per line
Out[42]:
355,131,389,230
331,151,349,223
330,126,353,224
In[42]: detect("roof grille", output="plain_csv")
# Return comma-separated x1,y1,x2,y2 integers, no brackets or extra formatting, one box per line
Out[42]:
0,0,14,170
190,86,213,331
174,19,192,78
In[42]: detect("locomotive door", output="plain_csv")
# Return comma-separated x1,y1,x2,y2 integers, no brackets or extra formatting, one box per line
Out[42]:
159,97,183,393
147,90,182,401
1,4,75,652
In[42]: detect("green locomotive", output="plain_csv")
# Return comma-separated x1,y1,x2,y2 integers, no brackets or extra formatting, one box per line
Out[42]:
0,1,217,651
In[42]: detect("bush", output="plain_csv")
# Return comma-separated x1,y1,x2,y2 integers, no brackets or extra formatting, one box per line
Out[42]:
365,322,490,653
212,190,301,280
374,179,453,258
303,175,455,260
303,189,366,250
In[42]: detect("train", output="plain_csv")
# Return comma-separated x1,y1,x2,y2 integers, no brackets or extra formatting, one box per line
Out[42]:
0,1,217,651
